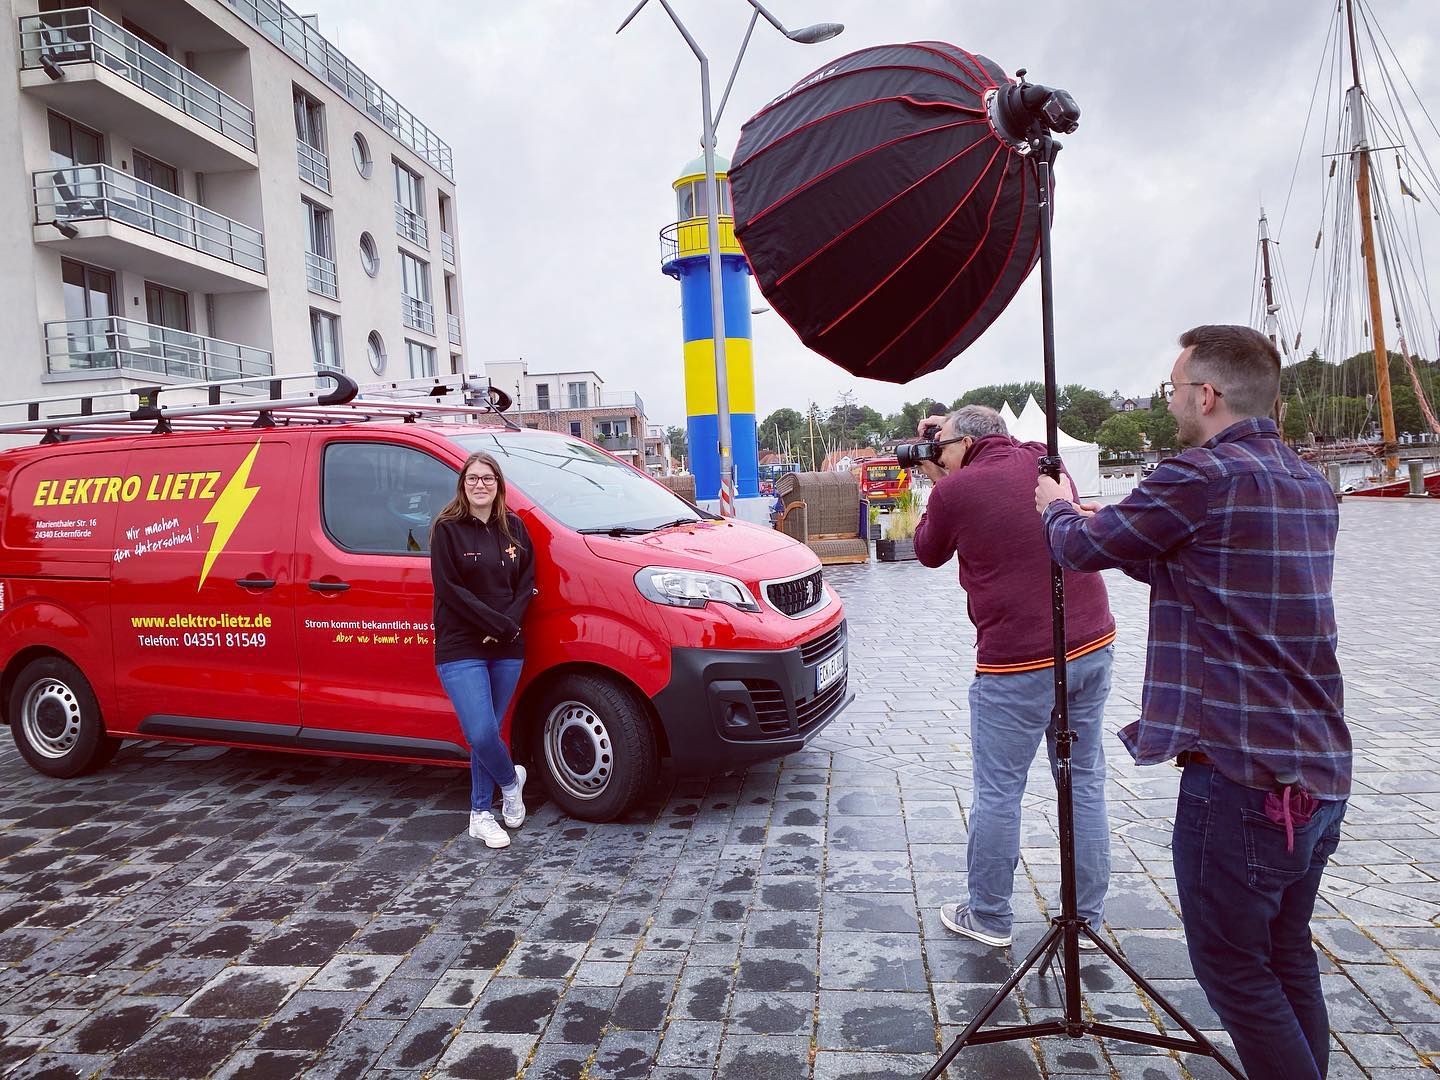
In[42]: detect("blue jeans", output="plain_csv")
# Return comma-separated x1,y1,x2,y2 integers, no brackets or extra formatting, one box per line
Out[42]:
966,645,1113,936
1173,763,1346,1080
436,658,523,812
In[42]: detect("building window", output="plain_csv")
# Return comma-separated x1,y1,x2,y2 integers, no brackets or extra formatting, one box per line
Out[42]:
565,381,588,409
352,132,372,178
366,330,386,375
359,231,379,277
144,282,189,331
596,420,630,440
60,257,115,322
569,421,583,438
294,87,328,190
310,309,340,371
48,110,102,169
394,160,427,245
400,250,432,333
535,384,550,411
133,151,178,195
406,339,436,378
303,199,337,299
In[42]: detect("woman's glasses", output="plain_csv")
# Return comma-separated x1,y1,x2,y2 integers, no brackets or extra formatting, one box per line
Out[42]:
464,475,498,488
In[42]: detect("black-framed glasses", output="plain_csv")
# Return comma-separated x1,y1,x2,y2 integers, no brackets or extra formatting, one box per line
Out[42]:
464,474,498,487
1160,380,1223,402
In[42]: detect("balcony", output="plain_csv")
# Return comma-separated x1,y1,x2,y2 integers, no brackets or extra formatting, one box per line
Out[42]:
221,0,453,180
402,295,434,335
305,251,337,298
596,435,637,453
34,165,266,292
297,139,330,192
44,316,273,381
447,313,461,346
441,230,455,266
659,218,743,277
18,8,257,172
395,203,428,248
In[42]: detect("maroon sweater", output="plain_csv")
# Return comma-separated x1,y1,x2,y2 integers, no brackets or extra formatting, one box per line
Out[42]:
913,435,1115,673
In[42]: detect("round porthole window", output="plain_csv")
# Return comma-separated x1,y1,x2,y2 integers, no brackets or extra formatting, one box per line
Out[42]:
366,331,386,375
352,132,372,178
359,232,379,277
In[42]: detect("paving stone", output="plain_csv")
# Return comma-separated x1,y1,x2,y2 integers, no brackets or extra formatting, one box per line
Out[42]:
817,989,936,1053
107,1018,256,1078
176,966,313,1019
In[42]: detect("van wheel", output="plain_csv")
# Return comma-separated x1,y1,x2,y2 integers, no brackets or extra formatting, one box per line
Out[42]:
9,658,119,779
528,674,657,822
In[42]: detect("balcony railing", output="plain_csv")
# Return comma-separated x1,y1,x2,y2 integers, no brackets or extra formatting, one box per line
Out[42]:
402,295,434,335
297,139,330,191
222,0,452,179
305,251,337,298
395,203,428,247
19,8,256,151
447,313,461,345
34,165,266,273
441,230,455,265
44,316,273,380
597,435,637,452
659,218,742,271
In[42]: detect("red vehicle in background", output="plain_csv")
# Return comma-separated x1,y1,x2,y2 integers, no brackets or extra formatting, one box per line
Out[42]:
859,456,910,509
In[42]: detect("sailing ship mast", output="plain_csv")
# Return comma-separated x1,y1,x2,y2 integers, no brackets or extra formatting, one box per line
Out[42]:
1257,209,1285,426
1344,0,1399,478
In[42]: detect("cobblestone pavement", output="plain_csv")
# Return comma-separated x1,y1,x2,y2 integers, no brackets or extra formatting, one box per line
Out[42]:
0,498,1436,1079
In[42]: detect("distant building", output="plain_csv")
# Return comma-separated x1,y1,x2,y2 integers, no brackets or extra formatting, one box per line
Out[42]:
644,423,674,477
487,359,647,469
1109,393,1153,412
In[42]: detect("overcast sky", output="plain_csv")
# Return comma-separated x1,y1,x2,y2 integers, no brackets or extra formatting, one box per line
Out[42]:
313,0,1439,428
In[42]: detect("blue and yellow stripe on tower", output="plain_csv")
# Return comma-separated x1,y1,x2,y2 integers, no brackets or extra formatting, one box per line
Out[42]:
661,154,758,502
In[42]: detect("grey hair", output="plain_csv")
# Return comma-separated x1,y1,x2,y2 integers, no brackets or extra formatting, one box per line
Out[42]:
945,405,1008,439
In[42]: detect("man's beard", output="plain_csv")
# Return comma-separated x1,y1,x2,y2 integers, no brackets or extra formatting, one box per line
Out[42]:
1176,405,1204,448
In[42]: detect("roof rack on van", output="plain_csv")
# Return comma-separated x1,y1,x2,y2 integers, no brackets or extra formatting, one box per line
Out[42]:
0,370,518,442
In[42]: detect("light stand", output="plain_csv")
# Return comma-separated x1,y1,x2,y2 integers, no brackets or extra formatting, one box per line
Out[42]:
924,85,1244,1080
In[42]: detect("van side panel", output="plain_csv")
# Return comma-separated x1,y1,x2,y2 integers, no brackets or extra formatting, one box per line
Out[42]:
107,435,303,734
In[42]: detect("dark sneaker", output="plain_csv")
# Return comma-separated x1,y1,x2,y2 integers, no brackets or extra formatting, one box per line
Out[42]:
940,903,1011,947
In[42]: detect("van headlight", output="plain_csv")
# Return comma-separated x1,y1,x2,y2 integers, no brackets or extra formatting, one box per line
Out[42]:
635,567,760,612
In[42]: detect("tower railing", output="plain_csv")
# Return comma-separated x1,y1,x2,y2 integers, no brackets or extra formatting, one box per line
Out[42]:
659,218,743,270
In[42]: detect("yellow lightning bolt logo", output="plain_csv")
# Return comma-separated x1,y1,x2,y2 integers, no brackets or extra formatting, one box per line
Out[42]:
199,440,263,590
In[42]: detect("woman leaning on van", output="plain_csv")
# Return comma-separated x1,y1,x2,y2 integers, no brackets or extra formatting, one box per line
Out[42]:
430,451,536,848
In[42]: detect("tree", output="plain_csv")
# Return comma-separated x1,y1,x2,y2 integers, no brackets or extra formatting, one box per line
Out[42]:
1281,396,1310,442
958,382,1044,413
1096,414,1143,454
1140,405,1178,451
759,408,805,455
666,425,688,467
888,399,943,441
1058,385,1113,442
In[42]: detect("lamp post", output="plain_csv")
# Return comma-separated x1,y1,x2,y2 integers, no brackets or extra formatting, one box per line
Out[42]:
619,0,841,514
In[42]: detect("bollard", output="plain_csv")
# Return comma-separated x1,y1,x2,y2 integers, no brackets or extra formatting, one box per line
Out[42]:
1406,460,1427,498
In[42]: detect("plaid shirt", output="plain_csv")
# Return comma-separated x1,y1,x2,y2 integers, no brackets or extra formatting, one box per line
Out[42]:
1042,418,1351,798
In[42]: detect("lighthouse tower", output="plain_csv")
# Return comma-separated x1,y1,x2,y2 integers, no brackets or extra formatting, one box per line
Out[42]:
660,154,758,505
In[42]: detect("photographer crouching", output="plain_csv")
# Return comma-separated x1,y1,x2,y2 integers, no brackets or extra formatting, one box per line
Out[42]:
908,405,1116,949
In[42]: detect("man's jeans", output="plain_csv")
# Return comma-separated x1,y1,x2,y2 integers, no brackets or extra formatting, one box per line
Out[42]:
1173,762,1346,1080
966,645,1113,937
436,658,523,812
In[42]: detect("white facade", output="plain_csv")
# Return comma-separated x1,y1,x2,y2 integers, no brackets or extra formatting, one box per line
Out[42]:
0,0,466,412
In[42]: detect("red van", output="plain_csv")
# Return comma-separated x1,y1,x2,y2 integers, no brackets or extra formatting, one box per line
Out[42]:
860,456,911,509
0,376,849,821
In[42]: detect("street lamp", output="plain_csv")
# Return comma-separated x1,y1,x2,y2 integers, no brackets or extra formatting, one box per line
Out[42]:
619,0,841,514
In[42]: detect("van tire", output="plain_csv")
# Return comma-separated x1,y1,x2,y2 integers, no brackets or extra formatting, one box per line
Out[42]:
528,674,657,822
9,658,119,779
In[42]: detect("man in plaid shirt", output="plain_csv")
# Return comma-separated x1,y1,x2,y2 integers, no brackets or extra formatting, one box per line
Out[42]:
1035,325,1350,1080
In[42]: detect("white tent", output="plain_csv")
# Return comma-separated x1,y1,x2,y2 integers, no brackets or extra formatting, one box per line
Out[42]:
998,401,1020,430
1011,396,1101,499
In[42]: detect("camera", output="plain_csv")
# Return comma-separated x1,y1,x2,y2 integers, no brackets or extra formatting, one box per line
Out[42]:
895,439,942,469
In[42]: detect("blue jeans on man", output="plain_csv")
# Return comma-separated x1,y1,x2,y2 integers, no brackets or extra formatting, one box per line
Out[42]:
1173,762,1347,1080
965,645,1113,938
436,657,523,812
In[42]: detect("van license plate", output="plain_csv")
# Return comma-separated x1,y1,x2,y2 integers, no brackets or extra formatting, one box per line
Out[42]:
816,650,845,693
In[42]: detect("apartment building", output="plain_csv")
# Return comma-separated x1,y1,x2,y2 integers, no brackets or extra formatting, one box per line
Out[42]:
0,0,466,409
643,422,673,477
488,359,648,467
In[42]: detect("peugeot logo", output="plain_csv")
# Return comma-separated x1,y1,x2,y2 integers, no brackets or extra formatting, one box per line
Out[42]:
804,580,815,604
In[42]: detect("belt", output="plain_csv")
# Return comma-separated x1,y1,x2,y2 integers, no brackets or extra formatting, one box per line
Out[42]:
1176,749,1214,767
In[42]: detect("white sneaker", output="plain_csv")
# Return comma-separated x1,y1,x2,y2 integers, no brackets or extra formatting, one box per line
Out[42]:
940,903,1012,947
501,765,527,829
469,810,509,848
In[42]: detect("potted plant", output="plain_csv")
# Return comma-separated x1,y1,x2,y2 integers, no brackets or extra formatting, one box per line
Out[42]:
877,489,920,561
868,502,882,540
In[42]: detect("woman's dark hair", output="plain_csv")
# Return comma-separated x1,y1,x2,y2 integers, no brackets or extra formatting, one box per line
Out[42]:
433,451,519,546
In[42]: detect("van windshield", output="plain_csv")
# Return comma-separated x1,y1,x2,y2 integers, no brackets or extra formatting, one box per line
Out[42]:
453,431,706,533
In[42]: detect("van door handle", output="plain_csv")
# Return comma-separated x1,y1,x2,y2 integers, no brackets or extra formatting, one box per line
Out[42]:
308,580,351,593
235,577,276,589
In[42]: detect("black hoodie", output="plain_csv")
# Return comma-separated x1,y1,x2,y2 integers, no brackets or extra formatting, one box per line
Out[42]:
431,511,536,663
